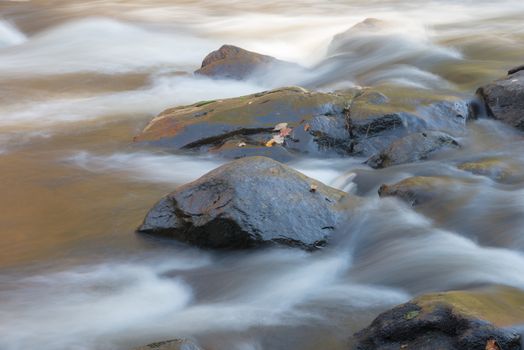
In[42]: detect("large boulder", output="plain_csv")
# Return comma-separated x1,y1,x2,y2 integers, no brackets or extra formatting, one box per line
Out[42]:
134,86,353,145
366,131,460,169
134,86,469,161
194,44,303,82
137,157,355,250
134,87,356,161
477,67,524,130
354,286,524,350
134,339,202,350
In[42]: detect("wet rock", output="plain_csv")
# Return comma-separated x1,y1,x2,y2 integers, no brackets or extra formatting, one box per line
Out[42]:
508,64,524,75
134,86,357,159
477,68,524,130
134,339,203,350
327,18,391,55
314,18,464,90
194,44,302,81
366,131,460,169
378,176,467,206
458,158,517,182
138,156,355,250
354,286,524,350
135,85,469,161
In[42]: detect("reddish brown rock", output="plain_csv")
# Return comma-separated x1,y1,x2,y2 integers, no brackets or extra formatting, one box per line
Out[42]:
194,44,301,81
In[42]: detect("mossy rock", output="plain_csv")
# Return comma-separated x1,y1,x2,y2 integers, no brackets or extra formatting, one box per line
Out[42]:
415,286,524,328
134,86,358,159
135,84,471,160
378,176,473,206
458,157,518,182
354,286,524,350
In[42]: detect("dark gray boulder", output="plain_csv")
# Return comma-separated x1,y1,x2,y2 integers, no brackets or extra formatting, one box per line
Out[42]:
477,68,524,130
134,339,202,350
508,64,524,75
366,131,460,169
354,287,523,350
138,156,353,250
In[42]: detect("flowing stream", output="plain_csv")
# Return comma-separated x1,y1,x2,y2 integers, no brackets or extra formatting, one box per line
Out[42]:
1,1,524,349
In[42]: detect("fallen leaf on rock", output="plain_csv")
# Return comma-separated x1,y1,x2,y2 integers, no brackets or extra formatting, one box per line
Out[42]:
265,139,276,147
265,135,285,147
304,123,311,132
404,310,419,320
279,127,293,137
273,122,288,131
486,339,501,350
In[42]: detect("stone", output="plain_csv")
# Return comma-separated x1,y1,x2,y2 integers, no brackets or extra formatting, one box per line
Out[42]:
354,286,524,350
138,156,356,250
378,176,467,206
366,131,460,169
477,68,524,130
194,44,303,81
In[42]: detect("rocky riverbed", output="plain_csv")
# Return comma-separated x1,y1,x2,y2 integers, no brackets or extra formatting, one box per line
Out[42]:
130,43,524,349
2,1,524,350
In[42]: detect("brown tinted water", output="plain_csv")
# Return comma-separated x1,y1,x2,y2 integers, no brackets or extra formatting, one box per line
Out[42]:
2,1,524,349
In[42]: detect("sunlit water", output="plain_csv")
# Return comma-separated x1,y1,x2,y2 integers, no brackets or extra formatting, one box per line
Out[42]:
1,1,524,349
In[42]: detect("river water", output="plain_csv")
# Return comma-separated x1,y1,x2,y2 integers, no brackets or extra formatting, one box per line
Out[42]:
1,1,524,349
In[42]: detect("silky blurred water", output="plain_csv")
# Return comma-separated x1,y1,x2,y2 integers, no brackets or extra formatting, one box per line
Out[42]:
1,1,524,349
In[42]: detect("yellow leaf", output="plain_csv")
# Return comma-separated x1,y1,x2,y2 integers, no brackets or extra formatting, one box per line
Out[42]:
265,139,276,147
304,123,311,132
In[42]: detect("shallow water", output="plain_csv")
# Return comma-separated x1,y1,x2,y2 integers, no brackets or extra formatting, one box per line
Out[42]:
1,1,524,349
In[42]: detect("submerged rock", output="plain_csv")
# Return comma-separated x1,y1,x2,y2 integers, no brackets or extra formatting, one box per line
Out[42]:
138,156,354,250
366,131,460,169
477,67,524,130
354,286,524,350
327,18,392,56
194,44,302,81
458,157,517,182
378,176,468,206
134,339,203,350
